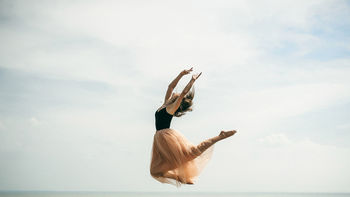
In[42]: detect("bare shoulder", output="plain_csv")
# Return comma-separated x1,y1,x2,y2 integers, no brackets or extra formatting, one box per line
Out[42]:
157,104,167,112
165,103,176,115
157,104,174,115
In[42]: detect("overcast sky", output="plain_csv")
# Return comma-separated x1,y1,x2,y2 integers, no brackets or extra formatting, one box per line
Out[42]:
0,0,350,193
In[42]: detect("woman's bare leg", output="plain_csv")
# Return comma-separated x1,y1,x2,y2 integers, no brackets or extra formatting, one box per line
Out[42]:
192,130,237,155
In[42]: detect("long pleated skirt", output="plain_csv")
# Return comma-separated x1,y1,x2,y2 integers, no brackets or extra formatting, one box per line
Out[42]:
150,128,214,186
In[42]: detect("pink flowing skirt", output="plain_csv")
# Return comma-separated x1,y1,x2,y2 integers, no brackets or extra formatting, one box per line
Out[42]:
150,128,214,186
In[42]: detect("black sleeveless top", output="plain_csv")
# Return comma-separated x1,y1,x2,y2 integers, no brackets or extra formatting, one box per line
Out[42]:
155,107,173,131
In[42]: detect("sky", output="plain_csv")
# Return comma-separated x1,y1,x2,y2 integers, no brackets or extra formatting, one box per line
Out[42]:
0,0,350,193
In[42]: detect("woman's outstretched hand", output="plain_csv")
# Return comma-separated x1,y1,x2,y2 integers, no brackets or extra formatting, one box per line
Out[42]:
180,67,193,76
192,72,202,80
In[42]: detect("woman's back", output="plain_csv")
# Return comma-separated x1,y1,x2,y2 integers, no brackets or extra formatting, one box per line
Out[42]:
155,106,173,131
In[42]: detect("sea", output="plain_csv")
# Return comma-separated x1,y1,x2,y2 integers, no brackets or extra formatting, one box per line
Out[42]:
0,192,349,197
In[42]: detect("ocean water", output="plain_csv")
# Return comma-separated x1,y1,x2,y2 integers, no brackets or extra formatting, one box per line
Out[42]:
0,192,349,197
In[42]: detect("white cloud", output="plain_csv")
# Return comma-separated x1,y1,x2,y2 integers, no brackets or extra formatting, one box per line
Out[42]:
1,0,260,84
257,133,292,146
203,133,350,192
229,82,350,125
29,117,41,127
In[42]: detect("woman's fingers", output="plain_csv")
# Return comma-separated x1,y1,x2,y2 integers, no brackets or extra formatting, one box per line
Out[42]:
186,67,193,73
192,72,202,80
182,66,197,76
182,67,193,75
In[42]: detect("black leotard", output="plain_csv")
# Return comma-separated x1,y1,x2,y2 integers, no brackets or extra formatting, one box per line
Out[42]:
155,107,173,131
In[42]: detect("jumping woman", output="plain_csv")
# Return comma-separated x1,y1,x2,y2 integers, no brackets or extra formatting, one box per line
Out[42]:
150,67,237,186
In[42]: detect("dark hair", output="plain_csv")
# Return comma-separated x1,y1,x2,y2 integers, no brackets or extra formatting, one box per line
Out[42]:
167,87,195,117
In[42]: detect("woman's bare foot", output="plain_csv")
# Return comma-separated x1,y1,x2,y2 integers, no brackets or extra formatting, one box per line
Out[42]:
186,179,194,185
219,130,237,139
177,176,194,185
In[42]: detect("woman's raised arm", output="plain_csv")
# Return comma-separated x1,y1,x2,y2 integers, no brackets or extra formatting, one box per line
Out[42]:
163,67,193,104
167,72,202,114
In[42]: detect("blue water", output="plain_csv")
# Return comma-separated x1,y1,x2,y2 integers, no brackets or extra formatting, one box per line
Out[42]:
0,192,349,197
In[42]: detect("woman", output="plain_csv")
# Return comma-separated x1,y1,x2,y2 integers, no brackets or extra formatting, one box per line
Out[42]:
150,67,236,186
